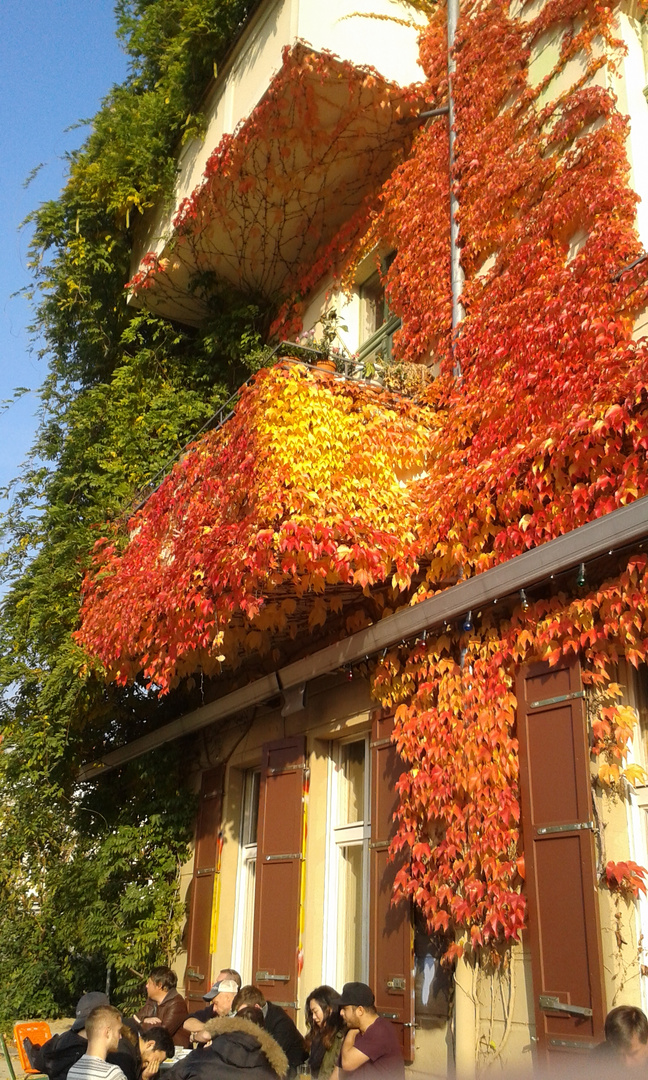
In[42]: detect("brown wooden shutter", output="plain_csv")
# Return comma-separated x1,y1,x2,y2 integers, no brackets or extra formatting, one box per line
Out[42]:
517,659,606,1062
185,765,224,1004
252,736,307,1021
369,713,415,1063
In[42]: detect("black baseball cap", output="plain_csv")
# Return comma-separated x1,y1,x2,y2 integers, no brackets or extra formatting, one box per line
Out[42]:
336,982,375,1008
71,991,111,1032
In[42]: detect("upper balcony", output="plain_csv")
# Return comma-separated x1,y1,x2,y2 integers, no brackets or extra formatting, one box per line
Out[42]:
128,0,426,325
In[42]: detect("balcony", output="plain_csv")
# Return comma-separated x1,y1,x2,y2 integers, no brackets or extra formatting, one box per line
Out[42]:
129,0,425,325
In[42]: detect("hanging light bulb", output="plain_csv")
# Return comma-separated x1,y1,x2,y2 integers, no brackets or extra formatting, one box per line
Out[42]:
577,562,587,589
519,589,529,612
463,609,473,633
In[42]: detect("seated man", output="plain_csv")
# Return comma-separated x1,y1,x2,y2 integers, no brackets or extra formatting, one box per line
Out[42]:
135,966,190,1048
116,1022,175,1079
232,986,305,1076
337,983,404,1080
597,1005,648,1068
28,993,110,1080
29,993,174,1080
166,1005,288,1080
183,971,241,1044
67,1005,127,1080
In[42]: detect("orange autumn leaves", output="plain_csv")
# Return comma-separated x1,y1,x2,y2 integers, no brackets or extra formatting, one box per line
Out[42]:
76,364,432,690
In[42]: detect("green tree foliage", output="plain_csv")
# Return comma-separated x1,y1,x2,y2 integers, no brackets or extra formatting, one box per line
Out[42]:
0,0,268,1027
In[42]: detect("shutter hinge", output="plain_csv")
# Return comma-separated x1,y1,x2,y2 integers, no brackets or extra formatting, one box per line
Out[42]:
548,1039,595,1050
255,971,290,982
186,968,205,981
265,852,301,861
529,691,585,709
536,821,593,836
196,867,216,876
379,1012,399,1020
370,737,393,749
387,978,406,991
540,995,593,1018
267,763,308,775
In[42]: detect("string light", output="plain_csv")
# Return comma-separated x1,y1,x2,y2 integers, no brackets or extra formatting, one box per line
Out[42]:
462,609,473,632
577,562,587,589
519,589,529,611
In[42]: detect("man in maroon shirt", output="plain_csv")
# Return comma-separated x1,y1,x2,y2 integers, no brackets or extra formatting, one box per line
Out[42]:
337,983,404,1080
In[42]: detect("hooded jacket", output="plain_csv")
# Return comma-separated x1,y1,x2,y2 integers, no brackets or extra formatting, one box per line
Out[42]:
167,1015,288,1080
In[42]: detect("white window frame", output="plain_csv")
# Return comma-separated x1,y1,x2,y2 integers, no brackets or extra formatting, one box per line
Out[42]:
231,768,260,984
620,663,648,1012
322,734,371,987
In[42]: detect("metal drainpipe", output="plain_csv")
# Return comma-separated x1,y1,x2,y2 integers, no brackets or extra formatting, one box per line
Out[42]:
447,0,465,378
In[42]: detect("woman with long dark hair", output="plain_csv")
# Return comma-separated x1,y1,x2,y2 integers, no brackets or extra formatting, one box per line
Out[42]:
304,987,345,1080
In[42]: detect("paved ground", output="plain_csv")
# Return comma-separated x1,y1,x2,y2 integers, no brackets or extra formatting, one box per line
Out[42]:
1,1020,74,1080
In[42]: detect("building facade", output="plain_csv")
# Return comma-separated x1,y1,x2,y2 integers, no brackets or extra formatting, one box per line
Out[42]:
78,0,648,1074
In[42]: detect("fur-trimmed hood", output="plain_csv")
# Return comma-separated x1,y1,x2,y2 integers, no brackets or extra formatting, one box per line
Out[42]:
204,1015,289,1078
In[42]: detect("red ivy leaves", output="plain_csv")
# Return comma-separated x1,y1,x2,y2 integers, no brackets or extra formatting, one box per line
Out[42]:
605,861,648,899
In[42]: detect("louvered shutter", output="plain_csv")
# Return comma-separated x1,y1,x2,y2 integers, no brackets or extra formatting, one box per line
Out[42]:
517,659,606,1061
185,765,224,1004
252,736,307,1021
369,713,415,1062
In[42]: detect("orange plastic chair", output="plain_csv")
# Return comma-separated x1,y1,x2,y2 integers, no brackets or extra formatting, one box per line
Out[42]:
13,1022,52,1075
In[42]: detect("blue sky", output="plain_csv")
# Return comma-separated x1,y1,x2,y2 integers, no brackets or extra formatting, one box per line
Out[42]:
0,1,128,503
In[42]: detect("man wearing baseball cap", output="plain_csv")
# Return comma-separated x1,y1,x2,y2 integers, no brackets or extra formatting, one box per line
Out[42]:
182,969,241,1044
337,983,404,1080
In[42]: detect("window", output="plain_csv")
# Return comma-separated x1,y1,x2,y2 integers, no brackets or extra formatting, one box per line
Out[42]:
323,736,371,987
619,664,648,1012
231,769,260,983
357,259,401,367
361,272,388,342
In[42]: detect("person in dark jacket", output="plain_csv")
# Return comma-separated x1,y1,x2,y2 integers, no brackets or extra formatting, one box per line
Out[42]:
183,976,240,1044
231,987,305,1076
167,1009,288,1080
135,966,190,1048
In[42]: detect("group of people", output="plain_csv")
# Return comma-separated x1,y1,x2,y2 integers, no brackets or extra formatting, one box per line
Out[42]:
26,973,648,1080
26,968,404,1080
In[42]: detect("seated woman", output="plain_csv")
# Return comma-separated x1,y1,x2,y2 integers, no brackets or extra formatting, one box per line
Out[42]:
304,987,345,1080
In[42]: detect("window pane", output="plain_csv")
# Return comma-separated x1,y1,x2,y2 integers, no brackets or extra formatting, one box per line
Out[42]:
337,844,364,984
243,770,261,845
338,741,365,825
360,272,385,339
